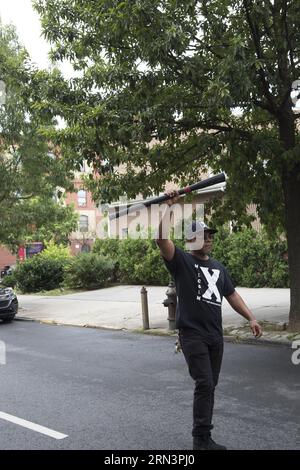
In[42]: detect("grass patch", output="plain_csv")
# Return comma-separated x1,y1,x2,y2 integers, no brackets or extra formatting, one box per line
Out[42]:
32,287,82,296
287,332,300,341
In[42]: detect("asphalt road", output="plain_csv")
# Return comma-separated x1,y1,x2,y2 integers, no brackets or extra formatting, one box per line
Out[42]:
0,320,299,450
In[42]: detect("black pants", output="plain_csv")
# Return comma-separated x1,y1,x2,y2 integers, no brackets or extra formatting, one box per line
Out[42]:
178,328,224,437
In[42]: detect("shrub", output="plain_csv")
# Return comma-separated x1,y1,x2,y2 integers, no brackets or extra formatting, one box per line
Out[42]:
40,241,71,264
93,233,185,285
118,237,171,285
264,238,289,288
7,224,289,293
212,227,289,288
210,226,231,267
93,237,120,259
225,229,269,287
13,243,71,293
90,228,290,288
0,273,17,288
117,237,150,283
93,237,121,280
14,255,66,293
63,253,116,290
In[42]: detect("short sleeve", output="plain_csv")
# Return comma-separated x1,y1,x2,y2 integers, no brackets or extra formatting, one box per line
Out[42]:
162,246,185,278
223,267,235,297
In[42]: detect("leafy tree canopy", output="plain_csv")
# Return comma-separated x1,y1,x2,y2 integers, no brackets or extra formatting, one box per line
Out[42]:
33,0,300,238
0,22,78,250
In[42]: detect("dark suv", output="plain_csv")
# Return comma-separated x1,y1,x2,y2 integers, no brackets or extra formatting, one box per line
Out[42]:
0,287,18,322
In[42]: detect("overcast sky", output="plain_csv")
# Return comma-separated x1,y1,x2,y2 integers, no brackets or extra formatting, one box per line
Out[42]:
1,0,299,111
0,0,51,67
0,0,76,78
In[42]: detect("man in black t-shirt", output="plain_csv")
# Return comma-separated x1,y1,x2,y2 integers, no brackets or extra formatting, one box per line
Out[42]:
156,191,262,450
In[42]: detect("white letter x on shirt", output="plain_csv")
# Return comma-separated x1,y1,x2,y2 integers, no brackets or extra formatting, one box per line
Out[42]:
200,267,221,303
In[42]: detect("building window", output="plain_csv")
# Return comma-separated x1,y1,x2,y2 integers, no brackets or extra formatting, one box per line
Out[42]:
79,215,89,232
78,190,87,207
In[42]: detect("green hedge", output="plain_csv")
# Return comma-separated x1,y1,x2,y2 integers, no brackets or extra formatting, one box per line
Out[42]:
212,228,289,288
14,243,72,293
14,255,67,292
63,253,116,290
93,228,289,288
14,249,116,293
13,227,289,293
0,273,17,288
118,238,169,285
93,235,185,285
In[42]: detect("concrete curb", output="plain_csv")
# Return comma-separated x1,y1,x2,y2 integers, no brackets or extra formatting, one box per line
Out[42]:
16,316,126,332
15,316,295,347
223,335,292,348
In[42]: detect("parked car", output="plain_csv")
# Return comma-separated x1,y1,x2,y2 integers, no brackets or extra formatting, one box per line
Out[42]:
0,265,13,278
0,287,18,322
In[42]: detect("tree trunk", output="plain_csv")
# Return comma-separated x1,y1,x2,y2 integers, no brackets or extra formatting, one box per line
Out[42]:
280,115,300,332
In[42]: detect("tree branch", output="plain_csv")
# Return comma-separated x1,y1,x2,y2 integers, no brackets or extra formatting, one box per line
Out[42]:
243,0,278,115
253,99,277,114
175,120,252,140
282,1,295,73
166,52,207,91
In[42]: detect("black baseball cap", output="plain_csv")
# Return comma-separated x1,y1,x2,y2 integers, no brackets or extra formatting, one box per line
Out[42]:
185,221,218,240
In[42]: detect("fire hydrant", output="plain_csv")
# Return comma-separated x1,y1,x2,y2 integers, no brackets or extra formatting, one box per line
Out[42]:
163,280,177,331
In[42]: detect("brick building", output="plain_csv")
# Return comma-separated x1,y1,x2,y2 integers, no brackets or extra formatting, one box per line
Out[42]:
65,162,102,255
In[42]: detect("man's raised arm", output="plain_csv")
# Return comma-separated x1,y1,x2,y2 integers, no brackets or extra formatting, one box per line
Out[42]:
155,190,180,262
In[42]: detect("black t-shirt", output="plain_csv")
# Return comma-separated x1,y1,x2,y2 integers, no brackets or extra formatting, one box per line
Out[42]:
163,246,235,338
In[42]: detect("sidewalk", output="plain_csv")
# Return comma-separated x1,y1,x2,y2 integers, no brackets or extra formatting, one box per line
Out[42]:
16,285,300,346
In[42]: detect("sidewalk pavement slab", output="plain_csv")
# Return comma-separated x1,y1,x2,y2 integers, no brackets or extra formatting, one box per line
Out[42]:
16,285,298,345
